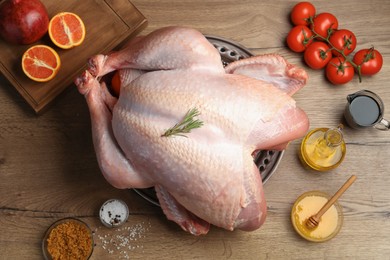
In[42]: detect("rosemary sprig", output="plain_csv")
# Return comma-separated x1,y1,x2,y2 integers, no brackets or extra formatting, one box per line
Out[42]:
162,108,204,138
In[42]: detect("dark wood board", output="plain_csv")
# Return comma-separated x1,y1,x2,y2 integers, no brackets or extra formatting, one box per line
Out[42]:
0,0,147,113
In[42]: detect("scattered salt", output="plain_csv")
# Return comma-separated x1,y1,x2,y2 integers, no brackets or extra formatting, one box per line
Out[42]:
94,220,151,259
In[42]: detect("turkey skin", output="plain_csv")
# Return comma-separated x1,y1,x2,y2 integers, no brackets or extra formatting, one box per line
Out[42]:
75,26,309,235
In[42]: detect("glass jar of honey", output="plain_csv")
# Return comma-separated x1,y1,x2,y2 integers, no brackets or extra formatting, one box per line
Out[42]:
291,191,344,242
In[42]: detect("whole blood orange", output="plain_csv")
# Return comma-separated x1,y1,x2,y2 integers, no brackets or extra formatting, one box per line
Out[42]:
48,12,86,49
21,45,61,82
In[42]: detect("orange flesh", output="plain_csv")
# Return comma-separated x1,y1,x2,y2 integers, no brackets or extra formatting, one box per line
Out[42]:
22,45,60,81
49,13,85,48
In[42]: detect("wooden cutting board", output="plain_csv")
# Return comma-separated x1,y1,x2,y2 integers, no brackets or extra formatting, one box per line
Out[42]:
0,0,147,113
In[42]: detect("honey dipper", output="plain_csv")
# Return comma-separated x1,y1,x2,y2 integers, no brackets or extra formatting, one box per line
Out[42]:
305,175,357,230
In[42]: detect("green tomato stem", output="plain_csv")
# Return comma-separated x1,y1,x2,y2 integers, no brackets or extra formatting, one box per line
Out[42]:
307,20,363,82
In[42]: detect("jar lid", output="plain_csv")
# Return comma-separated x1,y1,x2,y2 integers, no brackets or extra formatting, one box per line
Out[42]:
99,199,129,228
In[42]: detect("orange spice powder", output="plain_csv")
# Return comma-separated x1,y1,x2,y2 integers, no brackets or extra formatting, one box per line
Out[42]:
46,220,93,260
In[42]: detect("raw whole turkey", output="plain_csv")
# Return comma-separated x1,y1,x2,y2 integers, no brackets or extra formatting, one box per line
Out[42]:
75,26,309,235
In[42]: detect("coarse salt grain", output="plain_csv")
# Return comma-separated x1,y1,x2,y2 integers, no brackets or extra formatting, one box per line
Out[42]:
100,199,129,227
94,220,151,259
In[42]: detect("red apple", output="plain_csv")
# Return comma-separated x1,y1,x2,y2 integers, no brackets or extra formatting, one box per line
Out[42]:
0,0,49,44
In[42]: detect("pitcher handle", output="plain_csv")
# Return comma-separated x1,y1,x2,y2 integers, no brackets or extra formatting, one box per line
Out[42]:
374,118,390,131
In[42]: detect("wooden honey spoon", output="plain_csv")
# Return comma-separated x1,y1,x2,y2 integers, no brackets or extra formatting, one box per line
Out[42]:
305,175,357,230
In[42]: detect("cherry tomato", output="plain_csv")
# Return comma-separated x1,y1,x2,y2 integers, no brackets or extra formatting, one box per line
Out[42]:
291,2,316,26
304,42,332,69
353,48,383,76
329,29,357,56
111,70,121,96
287,25,313,52
311,13,338,39
326,57,354,85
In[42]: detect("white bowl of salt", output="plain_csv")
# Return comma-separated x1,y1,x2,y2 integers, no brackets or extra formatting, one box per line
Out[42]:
99,199,129,228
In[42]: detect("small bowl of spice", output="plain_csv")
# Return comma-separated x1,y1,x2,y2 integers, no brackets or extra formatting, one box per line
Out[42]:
42,217,94,260
99,199,129,228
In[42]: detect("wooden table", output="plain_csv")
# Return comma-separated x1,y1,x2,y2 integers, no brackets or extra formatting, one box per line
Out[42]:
1,0,390,259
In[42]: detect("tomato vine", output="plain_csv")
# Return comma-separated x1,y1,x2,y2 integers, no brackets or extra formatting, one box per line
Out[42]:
287,2,383,85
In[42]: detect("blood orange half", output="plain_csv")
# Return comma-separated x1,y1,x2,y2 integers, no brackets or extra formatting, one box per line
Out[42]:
21,45,61,82
48,12,86,49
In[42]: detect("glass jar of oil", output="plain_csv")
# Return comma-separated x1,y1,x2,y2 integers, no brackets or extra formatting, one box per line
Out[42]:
300,124,346,171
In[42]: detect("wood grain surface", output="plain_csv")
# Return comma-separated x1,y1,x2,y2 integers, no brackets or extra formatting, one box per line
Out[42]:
1,0,390,259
